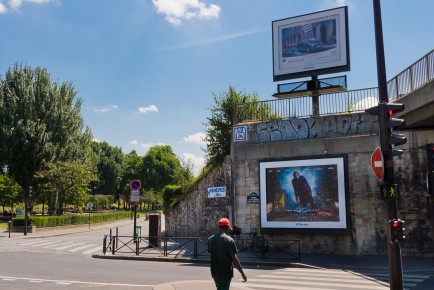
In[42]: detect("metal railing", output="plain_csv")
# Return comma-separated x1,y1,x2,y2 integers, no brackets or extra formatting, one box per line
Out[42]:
235,48,434,124
102,234,301,263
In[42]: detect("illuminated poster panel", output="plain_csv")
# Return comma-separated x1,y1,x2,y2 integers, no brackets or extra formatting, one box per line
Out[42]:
259,156,349,234
272,6,350,82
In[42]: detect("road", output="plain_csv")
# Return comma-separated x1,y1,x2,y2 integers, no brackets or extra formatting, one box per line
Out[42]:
1,219,433,289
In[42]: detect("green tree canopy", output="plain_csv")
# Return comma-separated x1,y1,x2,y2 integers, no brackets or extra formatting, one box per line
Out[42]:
0,63,93,206
90,141,124,196
0,174,23,211
204,85,260,166
139,145,183,192
35,162,96,215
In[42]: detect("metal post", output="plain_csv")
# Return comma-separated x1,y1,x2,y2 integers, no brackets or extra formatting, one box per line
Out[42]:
133,205,137,241
311,76,320,116
8,220,12,238
373,1,404,289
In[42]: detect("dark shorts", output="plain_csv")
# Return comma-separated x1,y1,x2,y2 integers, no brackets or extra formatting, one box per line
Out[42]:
213,277,232,290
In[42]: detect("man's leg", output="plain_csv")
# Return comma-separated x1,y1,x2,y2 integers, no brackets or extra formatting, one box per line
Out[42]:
214,278,232,290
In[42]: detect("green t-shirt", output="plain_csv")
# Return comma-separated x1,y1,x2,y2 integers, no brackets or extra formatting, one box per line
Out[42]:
207,232,237,280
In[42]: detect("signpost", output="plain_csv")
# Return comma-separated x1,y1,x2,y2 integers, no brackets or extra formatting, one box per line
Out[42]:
371,146,384,181
87,201,93,229
129,180,141,241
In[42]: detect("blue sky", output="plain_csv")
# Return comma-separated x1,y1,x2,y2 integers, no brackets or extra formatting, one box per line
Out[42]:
1,0,433,175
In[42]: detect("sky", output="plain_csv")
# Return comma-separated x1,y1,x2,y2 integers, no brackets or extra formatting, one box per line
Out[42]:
1,0,433,175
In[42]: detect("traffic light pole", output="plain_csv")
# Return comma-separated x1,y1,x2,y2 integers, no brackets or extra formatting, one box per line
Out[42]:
373,0,404,289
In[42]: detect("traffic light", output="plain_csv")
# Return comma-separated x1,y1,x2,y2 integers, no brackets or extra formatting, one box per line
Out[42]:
365,102,407,156
427,143,434,172
388,219,405,244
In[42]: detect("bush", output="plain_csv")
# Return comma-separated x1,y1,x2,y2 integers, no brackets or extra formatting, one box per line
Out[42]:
12,211,131,228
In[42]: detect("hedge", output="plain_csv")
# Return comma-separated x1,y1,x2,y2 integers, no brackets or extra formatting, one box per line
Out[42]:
12,211,131,228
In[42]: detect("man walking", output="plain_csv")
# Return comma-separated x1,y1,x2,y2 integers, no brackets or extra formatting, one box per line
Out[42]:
208,218,247,290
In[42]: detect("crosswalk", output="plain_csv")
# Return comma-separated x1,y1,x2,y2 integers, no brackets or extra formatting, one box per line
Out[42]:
232,267,430,290
15,238,103,255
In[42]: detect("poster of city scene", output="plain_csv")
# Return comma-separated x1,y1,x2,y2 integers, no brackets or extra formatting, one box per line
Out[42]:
259,157,348,231
272,6,349,81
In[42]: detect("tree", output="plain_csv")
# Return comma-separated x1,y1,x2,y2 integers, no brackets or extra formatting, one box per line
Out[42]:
0,174,23,212
35,162,96,215
139,145,183,192
116,150,142,206
90,141,124,196
204,85,261,166
0,63,93,214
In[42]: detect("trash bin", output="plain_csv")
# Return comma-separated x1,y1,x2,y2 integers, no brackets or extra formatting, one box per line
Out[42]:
149,214,161,247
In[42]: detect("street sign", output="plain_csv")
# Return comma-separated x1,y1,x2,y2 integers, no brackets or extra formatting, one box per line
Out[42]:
371,146,384,181
130,180,141,191
130,190,140,203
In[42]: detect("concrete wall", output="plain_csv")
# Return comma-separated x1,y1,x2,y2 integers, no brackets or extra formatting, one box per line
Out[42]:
165,113,434,256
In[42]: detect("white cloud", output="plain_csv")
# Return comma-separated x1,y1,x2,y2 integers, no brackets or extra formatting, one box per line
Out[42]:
182,132,206,145
181,152,205,175
7,0,53,11
0,2,7,13
138,104,158,113
152,0,220,27
335,0,347,6
128,140,165,150
162,28,267,50
93,104,118,113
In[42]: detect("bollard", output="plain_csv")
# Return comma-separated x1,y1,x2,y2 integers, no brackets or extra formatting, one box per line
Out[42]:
8,220,12,238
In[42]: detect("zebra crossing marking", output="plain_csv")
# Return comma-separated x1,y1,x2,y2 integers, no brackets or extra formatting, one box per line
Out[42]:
68,244,96,252
82,246,103,255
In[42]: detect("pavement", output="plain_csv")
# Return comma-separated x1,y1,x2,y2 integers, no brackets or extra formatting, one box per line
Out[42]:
2,219,434,290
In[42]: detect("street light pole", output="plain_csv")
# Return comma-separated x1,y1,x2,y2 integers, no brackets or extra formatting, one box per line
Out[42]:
372,0,404,289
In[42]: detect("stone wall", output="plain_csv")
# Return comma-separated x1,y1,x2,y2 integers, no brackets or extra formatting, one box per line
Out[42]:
164,159,233,237
165,113,434,256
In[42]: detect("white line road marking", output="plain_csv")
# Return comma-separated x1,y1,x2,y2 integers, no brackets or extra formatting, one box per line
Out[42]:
54,242,85,250
82,246,103,255
68,244,96,252
0,275,154,287
19,239,54,246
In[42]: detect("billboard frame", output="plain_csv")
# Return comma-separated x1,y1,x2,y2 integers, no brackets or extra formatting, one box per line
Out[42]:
259,155,350,235
272,6,350,82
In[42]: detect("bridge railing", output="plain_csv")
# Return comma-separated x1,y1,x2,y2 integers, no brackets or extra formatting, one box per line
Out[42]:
235,49,434,124
387,48,434,102
102,234,301,263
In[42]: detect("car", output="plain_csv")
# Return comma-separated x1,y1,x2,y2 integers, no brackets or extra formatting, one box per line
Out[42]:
297,39,323,53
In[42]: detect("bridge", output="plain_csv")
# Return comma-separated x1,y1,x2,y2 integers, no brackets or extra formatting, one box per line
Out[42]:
234,49,434,127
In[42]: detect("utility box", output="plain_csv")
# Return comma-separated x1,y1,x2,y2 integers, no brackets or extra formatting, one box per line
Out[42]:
149,214,161,247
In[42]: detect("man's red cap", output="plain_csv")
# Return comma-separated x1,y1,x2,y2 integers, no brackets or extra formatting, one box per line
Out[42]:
218,218,233,230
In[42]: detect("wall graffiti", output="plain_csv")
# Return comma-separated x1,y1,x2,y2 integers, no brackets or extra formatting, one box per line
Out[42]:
240,114,378,143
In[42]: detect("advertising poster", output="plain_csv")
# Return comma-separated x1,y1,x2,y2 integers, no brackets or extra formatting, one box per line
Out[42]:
259,157,348,232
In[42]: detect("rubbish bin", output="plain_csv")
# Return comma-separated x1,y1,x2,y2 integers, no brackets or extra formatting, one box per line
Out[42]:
149,214,161,247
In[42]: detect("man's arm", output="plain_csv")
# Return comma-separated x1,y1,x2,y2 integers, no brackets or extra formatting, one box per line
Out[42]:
230,253,247,282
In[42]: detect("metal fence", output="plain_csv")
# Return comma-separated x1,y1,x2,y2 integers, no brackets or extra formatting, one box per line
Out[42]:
102,234,301,263
235,48,434,124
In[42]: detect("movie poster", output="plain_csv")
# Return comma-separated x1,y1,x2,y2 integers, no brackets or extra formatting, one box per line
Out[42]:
259,157,348,230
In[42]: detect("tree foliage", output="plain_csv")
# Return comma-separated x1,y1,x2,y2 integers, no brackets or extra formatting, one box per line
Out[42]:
204,85,260,166
35,162,96,215
0,63,92,206
139,145,184,192
90,141,124,196
0,174,23,211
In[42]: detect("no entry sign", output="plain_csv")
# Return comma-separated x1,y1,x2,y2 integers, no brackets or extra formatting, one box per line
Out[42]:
371,147,384,181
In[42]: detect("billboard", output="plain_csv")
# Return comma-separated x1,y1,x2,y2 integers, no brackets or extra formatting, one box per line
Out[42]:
272,6,350,82
259,156,349,234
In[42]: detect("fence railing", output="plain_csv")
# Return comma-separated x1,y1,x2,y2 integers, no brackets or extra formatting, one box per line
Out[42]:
102,235,301,263
235,48,434,124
